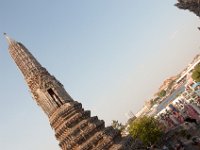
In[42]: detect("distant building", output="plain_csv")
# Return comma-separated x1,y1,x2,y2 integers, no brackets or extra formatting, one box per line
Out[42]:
135,105,149,118
159,76,177,91
176,54,200,84
125,111,136,124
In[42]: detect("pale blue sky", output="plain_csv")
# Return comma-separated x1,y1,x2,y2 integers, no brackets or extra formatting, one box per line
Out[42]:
0,1,200,150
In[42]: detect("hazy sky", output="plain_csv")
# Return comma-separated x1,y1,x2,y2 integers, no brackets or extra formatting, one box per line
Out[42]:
0,1,200,150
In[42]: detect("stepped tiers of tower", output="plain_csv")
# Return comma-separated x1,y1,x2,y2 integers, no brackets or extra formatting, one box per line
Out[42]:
176,0,200,17
5,35,133,150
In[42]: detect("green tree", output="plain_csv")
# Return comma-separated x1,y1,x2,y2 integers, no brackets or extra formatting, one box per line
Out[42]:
192,64,200,82
128,116,163,146
111,120,124,131
158,90,166,98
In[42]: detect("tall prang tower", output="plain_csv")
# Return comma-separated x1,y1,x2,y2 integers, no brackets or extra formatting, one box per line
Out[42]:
5,34,133,150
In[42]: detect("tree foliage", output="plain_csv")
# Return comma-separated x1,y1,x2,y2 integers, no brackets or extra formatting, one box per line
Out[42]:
111,120,124,131
149,97,160,107
158,90,166,98
128,116,163,146
192,64,200,82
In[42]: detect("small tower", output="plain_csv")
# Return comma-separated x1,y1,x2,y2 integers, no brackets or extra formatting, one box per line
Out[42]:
5,34,133,150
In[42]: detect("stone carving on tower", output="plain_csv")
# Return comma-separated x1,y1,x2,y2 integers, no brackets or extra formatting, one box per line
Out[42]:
175,0,200,17
5,34,133,150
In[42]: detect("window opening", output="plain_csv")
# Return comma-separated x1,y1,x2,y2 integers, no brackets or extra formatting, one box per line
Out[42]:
47,88,62,106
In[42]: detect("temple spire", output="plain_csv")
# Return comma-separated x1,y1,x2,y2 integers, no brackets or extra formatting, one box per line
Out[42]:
3,33,15,45
5,36,73,115
6,37,133,150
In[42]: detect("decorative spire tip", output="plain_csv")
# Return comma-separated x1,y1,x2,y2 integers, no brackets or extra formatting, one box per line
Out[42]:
3,33,15,45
